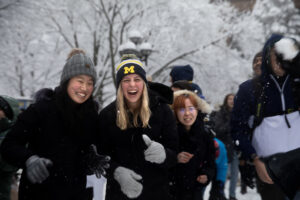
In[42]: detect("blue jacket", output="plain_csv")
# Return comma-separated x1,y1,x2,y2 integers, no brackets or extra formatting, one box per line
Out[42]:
231,34,299,159
214,138,228,183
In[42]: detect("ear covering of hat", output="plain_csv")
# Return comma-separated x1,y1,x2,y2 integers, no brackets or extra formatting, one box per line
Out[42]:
116,54,147,88
60,49,97,85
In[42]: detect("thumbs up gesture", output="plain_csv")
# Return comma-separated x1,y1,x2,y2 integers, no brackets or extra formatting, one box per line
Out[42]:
142,135,166,164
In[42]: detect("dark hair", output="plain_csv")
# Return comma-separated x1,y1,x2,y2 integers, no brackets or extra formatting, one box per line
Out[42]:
171,80,193,91
0,97,13,120
222,93,235,111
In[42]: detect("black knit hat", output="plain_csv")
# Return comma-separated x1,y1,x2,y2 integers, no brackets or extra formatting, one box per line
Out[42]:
60,50,97,85
116,54,147,88
169,65,194,83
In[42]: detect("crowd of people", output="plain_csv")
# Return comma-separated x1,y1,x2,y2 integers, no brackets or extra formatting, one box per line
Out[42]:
0,33,300,200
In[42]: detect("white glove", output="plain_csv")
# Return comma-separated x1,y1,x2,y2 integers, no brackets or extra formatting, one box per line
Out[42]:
142,134,166,164
275,38,299,61
114,166,143,198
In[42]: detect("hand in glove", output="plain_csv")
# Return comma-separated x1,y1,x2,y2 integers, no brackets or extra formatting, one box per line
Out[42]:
86,144,110,178
114,166,143,199
26,155,53,184
142,135,166,164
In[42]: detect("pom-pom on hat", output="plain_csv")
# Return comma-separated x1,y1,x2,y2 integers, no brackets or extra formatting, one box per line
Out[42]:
116,54,147,88
60,48,97,85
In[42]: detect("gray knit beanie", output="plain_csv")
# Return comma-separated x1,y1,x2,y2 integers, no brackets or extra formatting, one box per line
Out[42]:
60,51,97,85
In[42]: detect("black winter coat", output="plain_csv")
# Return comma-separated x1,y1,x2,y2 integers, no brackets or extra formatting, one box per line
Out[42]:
98,82,179,200
0,89,99,200
172,114,215,200
211,106,234,162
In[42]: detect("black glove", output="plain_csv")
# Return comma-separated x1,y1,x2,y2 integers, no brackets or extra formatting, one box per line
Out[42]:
209,180,227,200
239,160,255,189
26,155,53,184
86,144,110,178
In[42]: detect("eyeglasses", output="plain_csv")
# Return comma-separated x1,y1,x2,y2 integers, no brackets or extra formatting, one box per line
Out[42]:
178,107,196,114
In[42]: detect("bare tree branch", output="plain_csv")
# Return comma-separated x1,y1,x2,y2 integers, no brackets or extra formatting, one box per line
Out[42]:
151,34,232,78
50,16,74,48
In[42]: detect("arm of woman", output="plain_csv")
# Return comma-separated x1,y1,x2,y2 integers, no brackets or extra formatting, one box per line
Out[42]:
0,104,40,168
157,104,179,168
198,133,216,185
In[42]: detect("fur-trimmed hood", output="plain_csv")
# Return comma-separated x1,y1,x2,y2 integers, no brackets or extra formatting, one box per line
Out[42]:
173,90,212,114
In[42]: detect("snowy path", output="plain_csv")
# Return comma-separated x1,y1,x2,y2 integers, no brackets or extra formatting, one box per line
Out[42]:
203,180,261,200
88,176,261,200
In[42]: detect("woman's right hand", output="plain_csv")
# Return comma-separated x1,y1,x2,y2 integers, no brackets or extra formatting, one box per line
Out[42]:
253,157,274,184
177,152,194,163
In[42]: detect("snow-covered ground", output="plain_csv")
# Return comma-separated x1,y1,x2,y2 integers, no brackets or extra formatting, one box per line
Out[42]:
88,175,261,200
203,179,261,200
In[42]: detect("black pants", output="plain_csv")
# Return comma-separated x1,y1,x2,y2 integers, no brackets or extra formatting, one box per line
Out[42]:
83,187,93,200
256,176,286,200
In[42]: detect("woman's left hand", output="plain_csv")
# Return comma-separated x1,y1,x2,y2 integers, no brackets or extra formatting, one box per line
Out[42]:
196,175,208,184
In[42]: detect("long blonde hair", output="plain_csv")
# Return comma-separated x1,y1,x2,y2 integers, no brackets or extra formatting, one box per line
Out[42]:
116,83,151,130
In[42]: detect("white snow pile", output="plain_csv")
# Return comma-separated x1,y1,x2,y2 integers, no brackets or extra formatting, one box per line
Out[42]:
275,38,299,61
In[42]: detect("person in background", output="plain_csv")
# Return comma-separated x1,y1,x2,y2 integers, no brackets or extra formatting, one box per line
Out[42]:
239,51,263,195
209,137,228,200
169,65,204,98
170,76,227,200
0,96,20,200
171,80,193,92
211,93,239,200
97,54,178,200
0,48,110,200
171,89,215,200
231,34,300,200
252,51,263,77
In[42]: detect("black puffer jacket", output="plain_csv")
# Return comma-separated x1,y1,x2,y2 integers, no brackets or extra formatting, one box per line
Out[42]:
98,82,178,200
0,88,99,200
173,114,215,200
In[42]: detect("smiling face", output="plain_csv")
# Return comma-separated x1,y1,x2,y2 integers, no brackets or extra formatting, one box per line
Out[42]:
121,74,144,109
176,98,198,131
67,75,94,104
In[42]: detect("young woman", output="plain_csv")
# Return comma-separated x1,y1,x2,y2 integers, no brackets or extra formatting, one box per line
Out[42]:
0,49,109,200
171,89,215,200
98,55,178,200
212,93,239,200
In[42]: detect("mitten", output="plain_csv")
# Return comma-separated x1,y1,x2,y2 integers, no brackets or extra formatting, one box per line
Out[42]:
142,134,166,164
26,155,53,184
114,166,143,198
86,144,110,178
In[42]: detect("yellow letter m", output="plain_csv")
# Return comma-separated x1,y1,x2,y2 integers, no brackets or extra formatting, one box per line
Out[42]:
124,66,135,74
